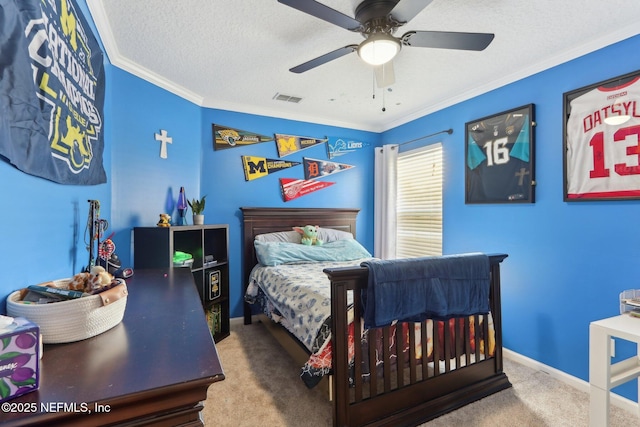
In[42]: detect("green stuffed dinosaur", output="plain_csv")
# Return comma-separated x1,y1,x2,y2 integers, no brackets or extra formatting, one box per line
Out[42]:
293,225,323,246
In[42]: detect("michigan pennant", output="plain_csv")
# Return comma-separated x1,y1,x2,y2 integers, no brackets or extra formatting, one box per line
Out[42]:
213,124,273,150
242,156,300,181
275,134,328,157
280,178,335,202
326,137,369,159
303,158,354,180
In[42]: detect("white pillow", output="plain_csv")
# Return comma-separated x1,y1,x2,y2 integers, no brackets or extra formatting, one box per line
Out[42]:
317,227,354,242
255,227,354,244
255,230,300,243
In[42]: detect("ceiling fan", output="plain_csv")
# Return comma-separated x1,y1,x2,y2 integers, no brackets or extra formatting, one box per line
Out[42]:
279,0,495,87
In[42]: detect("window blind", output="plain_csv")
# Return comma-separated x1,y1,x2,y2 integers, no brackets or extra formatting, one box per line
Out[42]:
396,143,443,258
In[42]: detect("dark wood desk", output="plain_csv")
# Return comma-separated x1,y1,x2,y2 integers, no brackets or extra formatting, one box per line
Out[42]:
2,268,224,426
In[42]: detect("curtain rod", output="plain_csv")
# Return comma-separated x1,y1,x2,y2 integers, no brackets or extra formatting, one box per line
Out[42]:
397,128,453,147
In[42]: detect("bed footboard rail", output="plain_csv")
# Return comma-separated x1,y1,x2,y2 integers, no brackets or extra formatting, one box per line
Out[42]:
324,253,510,427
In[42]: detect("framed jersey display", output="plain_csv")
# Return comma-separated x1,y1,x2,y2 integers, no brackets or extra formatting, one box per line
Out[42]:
563,70,640,201
465,104,536,204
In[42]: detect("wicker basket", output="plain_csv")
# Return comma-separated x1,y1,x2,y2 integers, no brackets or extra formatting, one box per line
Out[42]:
6,280,128,344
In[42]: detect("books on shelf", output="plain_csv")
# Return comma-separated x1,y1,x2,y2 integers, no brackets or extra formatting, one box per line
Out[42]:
206,304,222,336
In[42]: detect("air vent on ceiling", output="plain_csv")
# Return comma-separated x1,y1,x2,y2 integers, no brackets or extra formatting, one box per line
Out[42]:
273,93,302,103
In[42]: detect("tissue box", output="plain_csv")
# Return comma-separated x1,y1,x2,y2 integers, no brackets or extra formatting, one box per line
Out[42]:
0,317,40,402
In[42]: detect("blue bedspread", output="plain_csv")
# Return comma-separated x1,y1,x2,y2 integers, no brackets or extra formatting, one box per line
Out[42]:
361,253,490,328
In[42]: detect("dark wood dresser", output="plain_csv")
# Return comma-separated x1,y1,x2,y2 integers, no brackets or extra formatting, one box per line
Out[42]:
2,268,224,426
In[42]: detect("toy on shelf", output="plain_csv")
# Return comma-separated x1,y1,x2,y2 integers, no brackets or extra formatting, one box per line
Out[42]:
157,213,171,227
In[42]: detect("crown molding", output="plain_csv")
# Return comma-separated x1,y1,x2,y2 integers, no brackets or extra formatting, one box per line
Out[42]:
384,25,640,131
86,0,204,105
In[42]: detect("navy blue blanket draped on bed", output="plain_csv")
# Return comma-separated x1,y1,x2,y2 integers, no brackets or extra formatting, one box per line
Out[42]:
361,253,491,328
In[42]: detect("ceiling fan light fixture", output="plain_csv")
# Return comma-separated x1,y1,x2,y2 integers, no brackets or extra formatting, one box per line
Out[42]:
357,32,400,66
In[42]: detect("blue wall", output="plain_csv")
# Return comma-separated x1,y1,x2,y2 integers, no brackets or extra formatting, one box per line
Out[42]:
0,156,111,299
108,68,202,266
1,0,639,403
198,109,378,317
383,34,640,400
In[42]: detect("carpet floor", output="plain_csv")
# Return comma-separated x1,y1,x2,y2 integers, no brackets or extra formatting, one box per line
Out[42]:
202,321,639,426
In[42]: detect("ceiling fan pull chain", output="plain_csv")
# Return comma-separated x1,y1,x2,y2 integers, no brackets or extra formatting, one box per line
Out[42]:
381,65,386,112
372,70,376,99
382,85,386,112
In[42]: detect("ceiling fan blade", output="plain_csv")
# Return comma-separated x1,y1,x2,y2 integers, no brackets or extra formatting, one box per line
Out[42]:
374,61,395,88
402,30,494,51
389,0,435,23
278,0,361,31
290,45,358,73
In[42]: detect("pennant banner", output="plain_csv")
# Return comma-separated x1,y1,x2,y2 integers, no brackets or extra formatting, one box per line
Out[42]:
0,0,106,185
280,178,335,202
303,157,354,180
213,124,273,150
326,137,369,159
242,156,300,181
275,134,327,157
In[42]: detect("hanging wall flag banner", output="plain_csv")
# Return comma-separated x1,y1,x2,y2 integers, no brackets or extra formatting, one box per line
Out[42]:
0,0,106,185
242,156,300,181
213,124,273,150
303,158,354,180
275,134,328,157
326,137,369,159
280,178,335,202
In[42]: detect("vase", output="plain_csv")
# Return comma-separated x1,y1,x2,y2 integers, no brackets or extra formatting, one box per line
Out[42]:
193,214,204,225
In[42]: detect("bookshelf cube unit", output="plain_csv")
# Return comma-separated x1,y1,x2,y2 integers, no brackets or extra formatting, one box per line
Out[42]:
133,224,230,341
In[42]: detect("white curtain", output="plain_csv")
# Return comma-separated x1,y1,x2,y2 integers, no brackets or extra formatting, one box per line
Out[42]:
374,144,398,259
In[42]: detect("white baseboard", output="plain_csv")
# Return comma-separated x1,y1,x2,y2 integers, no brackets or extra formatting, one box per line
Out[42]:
230,316,245,327
504,348,639,416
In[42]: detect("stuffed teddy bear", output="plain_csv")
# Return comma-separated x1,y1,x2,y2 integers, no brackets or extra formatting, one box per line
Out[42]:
86,265,114,293
157,213,171,227
293,225,323,246
67,266,114,293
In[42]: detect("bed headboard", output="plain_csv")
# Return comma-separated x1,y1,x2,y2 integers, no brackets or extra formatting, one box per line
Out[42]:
240,207,360,324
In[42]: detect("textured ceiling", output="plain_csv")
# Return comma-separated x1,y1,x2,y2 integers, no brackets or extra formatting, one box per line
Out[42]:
87,0,640,132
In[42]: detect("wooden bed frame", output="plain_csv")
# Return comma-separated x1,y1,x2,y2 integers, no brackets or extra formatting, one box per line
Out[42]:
241,207,511,427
